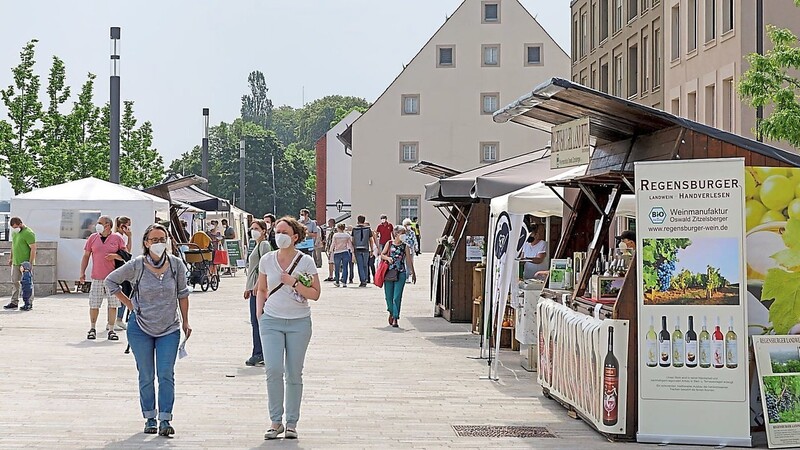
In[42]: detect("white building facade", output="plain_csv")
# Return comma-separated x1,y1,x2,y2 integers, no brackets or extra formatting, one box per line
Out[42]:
315,110,361,224
347,0,570,251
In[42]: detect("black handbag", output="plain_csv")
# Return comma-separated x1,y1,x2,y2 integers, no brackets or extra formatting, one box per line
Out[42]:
385,268,399,282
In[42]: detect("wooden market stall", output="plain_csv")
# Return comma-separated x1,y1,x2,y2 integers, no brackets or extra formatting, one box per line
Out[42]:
493,78,800,441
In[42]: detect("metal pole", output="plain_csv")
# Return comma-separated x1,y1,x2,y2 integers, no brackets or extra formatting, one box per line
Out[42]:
271,154,277,215
109,27,121,184
756,0,764,142
239,138,246,211
202,108,209,189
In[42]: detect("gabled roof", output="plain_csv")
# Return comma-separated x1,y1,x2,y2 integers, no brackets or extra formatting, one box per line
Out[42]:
493,78,800,166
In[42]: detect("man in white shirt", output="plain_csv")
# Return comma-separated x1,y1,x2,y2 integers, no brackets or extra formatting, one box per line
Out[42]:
521,225,547,279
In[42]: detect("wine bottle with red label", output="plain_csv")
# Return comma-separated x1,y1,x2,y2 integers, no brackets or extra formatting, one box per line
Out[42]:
603,325,619,426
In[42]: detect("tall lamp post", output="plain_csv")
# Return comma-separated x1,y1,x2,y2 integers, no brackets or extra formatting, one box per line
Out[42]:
109,27,121,184
239,138,246,211
202,108,209,189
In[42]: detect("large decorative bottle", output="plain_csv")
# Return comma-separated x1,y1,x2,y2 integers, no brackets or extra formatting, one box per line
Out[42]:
603,326,619,426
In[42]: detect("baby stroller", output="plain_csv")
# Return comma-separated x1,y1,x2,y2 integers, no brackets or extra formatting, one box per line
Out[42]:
181,231,220,292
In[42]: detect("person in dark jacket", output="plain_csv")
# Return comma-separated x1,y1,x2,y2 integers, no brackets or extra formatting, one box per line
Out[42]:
20,261,33,311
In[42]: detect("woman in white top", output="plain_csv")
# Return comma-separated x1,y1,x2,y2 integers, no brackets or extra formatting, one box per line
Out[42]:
522,225,548,279
329,223,354,287
255,216,321,440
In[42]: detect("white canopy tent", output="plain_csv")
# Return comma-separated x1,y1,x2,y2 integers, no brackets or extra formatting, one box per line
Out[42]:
11,177,170,279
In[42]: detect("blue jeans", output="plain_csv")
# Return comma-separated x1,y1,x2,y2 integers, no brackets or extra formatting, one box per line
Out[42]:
384,271,408,319
355,250,370,284
333,251,350,284
126,314,180,421
259,315,312,428
249,295,263,358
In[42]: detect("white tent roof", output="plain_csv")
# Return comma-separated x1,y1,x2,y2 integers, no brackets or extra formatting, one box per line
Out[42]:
15,177,168,204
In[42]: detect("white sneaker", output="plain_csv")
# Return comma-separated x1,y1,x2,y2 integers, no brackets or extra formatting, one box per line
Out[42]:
264,424,285,440
114,319,127,331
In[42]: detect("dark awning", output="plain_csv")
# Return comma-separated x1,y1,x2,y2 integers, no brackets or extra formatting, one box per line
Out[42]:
409,161,461,179
493,77,800,166
146,174,230,212
425,148,571,202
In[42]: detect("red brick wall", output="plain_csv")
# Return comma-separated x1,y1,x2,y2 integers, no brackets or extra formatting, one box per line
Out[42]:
315,135,327,223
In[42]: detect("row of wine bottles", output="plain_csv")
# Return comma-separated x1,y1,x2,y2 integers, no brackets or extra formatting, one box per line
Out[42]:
645,315,737,369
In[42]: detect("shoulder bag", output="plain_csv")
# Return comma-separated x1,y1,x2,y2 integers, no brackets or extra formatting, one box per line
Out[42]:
268,252,303,297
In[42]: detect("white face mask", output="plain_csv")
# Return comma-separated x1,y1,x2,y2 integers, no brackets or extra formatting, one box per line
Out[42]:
251,230,262,240
95,224,105,233
618,241,628,250
150,243,167,256
381,219,387,224
275,233,293,249
10,227,19,234
264,223,272,230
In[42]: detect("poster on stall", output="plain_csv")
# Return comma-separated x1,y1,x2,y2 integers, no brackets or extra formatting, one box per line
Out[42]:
744,167,800,428
635,158,751,446
465,235,485,262
753,335,800,448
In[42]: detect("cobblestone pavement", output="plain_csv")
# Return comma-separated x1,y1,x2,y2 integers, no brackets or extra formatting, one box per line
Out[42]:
0,254,685,449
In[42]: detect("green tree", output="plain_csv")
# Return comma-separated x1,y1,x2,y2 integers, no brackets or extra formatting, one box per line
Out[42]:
271,105,299,147
294,95,370,149
739,0,800,147
1,40,42,193
65,73,108,180
330,104,367,128
38,56,72,187
120,100,164,188
241,70,273,130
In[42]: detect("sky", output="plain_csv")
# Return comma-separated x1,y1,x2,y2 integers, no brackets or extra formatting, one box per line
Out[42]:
674,237,740,283
0,0,571,164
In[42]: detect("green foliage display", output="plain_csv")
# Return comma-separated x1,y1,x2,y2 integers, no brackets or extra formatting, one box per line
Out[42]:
738,0,800,147
641,238,692,292
0,40,164,192
761,217,800,334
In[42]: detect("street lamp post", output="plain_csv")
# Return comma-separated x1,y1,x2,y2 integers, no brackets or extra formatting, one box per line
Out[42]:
239,138,246,211
202,108,209,189
336,199,344,213
109,27,121,184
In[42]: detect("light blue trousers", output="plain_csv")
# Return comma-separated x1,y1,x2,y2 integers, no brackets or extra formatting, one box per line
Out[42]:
259,315,312,428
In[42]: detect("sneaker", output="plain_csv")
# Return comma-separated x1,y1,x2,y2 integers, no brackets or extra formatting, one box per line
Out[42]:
144,418,158,434
342,284,347,288
359,283,367,287
114,319,127,331
333,282,340,287
264,424,285,440
285,428,298,439
245,355,264,366
158,420,174,437
3,302,18,310
20,304,33,311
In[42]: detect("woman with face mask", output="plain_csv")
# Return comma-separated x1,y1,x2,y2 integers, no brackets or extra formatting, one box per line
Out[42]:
379,225,417,327
255,217,321,440
105,224,192,437
243,220,272,366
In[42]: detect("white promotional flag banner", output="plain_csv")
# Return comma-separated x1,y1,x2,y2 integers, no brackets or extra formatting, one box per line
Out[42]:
491,213,525,377
635,158,751,446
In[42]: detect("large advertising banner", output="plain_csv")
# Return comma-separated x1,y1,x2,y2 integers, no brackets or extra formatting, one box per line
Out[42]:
635,159,751,446
752,335,800,448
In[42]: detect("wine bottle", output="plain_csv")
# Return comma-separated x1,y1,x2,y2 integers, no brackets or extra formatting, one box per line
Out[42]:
645,316,658,367
699,316,711,368
725,317,737,369
603,326,619,426
659,316,671,367
685,315,698,368
564,258,574,290
711,316,725,368
672,316,685,367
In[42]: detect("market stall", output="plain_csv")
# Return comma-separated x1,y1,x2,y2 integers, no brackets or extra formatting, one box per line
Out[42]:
493,78,800,445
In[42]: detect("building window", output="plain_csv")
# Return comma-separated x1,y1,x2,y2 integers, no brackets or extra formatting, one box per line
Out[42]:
398,196,420,223
437,45,455,67
722,78,734,131
613,50,624,96
600,0,609,41
614,0,623,33
641,34,649,92
671,97,680,114
572,14,579,62
482,2,500,23
687,91,697,120
481,142,499,163
641,0,648,13
580,9,588,58
591,63,598,89
688,0,697,52
628,44,638,97
705,0,716,43
628,0,638,22
481,93,500,114
653,25,662,88
591,1,598,50
525,44,543,65
580,69,588,86
705,84,716,126
401,94,419,115
722,0,733,34
482,44,500,66
600,61,610,93
671,5,680,61
399,142,418,163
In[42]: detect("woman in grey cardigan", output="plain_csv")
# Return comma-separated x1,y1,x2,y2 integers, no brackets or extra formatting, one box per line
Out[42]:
243,219,272,366
106,223,191,437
